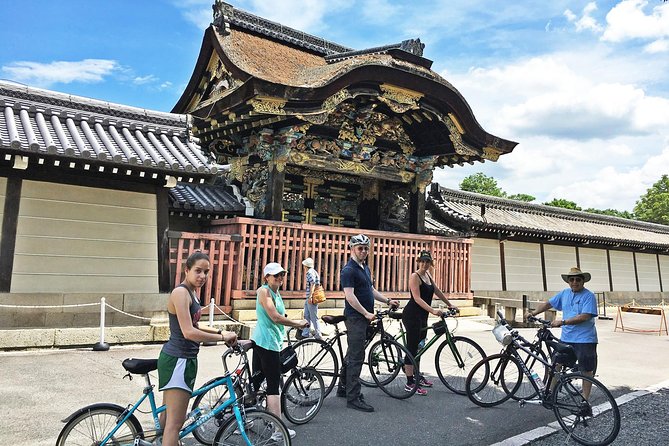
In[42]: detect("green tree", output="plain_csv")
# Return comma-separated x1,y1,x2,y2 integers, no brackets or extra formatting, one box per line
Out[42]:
634,174,669,224
507,193,535,202
459,173,505,197
544,198,582,211
583,208,634,219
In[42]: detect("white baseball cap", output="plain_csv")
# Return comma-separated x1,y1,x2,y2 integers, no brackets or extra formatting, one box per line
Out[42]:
263,262,286,276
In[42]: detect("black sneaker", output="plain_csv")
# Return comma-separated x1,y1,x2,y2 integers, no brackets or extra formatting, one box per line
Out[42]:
347,397,374,412
295,330,306,341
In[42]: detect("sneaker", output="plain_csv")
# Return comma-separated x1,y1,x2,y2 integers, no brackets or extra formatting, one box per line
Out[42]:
295,330,306,341
347,396,374,412
270,428,296,442
404,383,428,395
418,376,434,388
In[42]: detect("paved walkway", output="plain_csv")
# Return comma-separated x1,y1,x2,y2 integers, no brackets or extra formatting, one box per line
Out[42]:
2,314,668,445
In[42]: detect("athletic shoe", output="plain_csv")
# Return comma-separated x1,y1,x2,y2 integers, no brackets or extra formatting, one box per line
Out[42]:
270,428,296,442
418,376,434,388
404,383,428,395
295,330,307,341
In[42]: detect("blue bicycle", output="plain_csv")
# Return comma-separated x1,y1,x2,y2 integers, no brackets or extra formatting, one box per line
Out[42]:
56,354,291,446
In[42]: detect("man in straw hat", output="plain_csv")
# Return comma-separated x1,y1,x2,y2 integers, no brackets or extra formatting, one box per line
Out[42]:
525,267,598,392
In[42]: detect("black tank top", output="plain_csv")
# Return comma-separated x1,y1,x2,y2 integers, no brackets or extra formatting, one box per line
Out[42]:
404,273,435,317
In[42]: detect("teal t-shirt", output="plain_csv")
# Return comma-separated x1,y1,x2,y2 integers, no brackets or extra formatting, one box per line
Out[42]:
251,284,286,352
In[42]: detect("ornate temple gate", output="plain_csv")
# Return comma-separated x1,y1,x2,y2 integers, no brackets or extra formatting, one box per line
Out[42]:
169,218,472,312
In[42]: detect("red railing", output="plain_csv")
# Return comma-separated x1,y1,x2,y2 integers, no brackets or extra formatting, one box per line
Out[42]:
170,218,472,312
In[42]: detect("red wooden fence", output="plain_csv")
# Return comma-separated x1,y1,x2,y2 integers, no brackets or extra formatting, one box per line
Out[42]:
169,218,472,312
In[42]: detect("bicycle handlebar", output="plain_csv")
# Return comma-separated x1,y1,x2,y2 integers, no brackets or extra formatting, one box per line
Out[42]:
527,315,552,326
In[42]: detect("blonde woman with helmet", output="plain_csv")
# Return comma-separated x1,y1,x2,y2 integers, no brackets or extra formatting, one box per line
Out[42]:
402,250,458,396
298,257,322,340
251,262,309,439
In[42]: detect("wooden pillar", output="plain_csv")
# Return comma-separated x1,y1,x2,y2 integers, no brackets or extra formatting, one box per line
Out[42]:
0,177,22,292
267,163,285,221
409,189,425,234
156,187,171,293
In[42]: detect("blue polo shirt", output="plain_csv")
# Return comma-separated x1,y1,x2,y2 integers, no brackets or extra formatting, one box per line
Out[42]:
341,257,374,318
549,287,598,343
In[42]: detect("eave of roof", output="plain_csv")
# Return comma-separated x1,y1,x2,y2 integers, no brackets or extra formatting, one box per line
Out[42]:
169,182,245,216
0,80,220,181
427,184,669,251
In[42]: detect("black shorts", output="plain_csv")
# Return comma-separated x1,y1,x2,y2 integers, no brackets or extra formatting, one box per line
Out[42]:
252,345,281,395
564,342,597,373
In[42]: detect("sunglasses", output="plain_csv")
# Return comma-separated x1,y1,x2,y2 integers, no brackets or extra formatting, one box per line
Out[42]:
355,246,369,251
568,277,584,282
272,272,286,278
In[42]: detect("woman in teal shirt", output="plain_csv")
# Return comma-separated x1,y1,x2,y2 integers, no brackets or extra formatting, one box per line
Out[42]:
251,262,308,438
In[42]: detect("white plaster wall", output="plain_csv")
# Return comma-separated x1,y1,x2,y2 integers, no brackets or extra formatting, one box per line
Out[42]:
635,253,661,292
471,238,502,291
504,241,543,291
578,248,610,292
544,245,577,292
609,250,636,291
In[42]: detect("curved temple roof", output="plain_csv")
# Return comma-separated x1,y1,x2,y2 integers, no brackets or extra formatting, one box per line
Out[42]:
173,3,517,165
428,184,669,252
0,80,219,181
169,182,245,216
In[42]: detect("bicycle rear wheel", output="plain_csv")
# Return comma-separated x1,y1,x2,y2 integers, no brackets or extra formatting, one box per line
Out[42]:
281,367,325,424
213,409,291,445
192,376,234,445
369,339,417,399
56,405,144,446
466,353,522,407
552,373,620,446
435,336,486,395
293,338,338,397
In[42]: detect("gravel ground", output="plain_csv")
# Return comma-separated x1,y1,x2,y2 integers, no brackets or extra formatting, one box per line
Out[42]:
528,388,669,445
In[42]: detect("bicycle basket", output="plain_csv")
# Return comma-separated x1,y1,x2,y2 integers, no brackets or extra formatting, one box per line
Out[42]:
432,320,447,336
492,324,513,346
280,346,298,373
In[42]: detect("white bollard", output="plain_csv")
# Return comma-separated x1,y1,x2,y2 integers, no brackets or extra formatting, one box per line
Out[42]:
93,297,110,351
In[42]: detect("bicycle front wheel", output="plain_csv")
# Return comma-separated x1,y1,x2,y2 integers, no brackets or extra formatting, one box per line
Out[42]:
466,353,522,407
553,373,620,446
281,367,325,425
56,405,143,446
213,409,291,445
192,376,233,445
293,338,338,397
368,339,417,399
435,336,486,395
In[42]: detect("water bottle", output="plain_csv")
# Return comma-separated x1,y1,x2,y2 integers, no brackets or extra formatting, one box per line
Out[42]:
418,339,426,350
186,406,203,423
530,369,545,390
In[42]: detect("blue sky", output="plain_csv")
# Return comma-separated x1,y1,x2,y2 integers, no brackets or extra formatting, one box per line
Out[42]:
2,1,668,212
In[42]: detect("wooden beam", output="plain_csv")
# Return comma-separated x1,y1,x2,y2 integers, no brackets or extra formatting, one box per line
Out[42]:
0,177,22,292
156,187,171,292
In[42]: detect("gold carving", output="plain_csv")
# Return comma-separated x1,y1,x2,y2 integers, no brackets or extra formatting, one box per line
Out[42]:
322,89,353,113
229,156,249,182
379,84,422,113
444,114,479,156
337,160,373,173
400,171,415,183
296,112,328,125
447,113,465,134
482,146,502,161
249,97,287,115
289,151,311,164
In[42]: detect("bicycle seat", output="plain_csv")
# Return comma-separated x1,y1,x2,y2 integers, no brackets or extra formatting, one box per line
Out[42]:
238,339,256,352
388,311,403,320
122,358,158,374
322,315,346,325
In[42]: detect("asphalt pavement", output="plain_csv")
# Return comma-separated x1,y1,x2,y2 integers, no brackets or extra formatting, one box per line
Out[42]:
2,313,668,446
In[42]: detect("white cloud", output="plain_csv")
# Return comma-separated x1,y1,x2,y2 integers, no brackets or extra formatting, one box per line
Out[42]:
133,74,158,85
644,38,669,53
601,0,669,43
564,2,603,33
1,59,119,87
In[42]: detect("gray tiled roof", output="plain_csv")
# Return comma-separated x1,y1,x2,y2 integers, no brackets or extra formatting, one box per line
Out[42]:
0,80,218,178
424,210,467,237
428,184,669,250
169,183,245,215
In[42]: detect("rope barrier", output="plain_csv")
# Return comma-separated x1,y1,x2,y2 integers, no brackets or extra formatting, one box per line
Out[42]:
104,303,152,321
0,303,99,309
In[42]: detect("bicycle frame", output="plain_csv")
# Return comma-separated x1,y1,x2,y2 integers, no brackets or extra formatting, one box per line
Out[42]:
98,371,252,446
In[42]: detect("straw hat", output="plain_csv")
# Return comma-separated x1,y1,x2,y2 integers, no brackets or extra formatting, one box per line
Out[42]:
561,267,591,283
302,257,314,268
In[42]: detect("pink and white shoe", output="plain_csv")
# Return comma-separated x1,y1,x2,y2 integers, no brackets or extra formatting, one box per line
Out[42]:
404,383,428,395
419,377,434,388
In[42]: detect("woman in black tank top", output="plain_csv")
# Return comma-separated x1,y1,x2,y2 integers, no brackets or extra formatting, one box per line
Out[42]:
401,250,459,395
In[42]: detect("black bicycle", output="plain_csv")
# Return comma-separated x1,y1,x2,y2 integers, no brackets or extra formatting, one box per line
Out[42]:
191,340,324,445
293,307,420,399
465,311,620,446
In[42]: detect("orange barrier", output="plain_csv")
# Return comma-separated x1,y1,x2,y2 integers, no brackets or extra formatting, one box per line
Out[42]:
614,304,668,336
